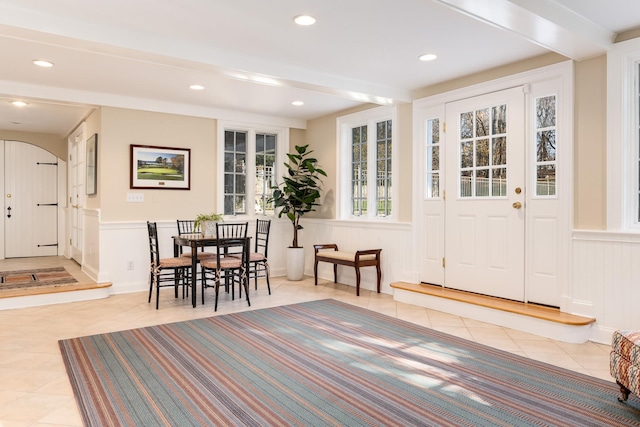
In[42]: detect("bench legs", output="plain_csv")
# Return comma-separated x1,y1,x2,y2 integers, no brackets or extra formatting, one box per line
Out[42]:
314,260,338,285
315,260,381,297
356,263,381,296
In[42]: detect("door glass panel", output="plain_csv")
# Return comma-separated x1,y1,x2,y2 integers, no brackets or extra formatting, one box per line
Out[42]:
461,141,473,168
536,131,556,162
476,108,490,137
536,96,556,128
476,169,489,196
476,139,489,167
537,165,556,196
425,118,440,198
459,104,508,198
460,112,473,139
492,137,507,165
431,146,439,170
492,105,507,134
492,168,507,196
535,95,557,196
460,170,472,197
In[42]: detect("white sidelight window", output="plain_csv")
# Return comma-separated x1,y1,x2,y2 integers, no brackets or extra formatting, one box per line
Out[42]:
338,106,397,220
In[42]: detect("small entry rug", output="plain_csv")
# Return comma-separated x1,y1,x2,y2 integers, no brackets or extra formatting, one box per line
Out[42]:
59,299,640,427
0,267,77,290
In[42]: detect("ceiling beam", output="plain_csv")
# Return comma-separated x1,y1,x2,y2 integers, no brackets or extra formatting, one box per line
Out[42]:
434,0,615,59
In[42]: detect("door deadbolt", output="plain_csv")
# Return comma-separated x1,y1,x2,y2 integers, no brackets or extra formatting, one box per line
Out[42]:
515,187,522,194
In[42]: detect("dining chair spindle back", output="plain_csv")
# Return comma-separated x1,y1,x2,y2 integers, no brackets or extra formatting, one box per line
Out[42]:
249,218,271,293
200,223,250,311
147,221,192,309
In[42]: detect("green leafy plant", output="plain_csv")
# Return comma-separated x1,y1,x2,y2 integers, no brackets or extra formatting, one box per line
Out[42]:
270,144,327,248
194,213,224,231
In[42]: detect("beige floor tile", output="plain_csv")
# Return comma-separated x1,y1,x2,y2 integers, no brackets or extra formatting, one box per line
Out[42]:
0,258,621,426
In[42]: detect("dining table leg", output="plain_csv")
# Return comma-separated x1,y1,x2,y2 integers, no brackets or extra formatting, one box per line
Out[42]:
191,241,198,307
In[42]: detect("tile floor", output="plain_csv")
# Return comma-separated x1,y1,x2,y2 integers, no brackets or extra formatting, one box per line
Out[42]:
0,257,615,426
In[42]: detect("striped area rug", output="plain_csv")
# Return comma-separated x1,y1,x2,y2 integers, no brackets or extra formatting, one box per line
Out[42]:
59,299,640,426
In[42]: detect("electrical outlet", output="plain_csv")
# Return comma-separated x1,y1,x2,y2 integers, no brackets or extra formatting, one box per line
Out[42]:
127,261,134,270
126,193,144,203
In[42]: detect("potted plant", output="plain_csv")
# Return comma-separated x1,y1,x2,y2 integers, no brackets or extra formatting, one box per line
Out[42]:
271,144,326,280
194,213,224,237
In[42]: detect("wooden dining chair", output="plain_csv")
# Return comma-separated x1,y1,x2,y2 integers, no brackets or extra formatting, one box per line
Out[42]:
176,219,215,260
216,221,248,260
200,223,250,311
247,219,271,294
215,221,248,239
147,221,192,309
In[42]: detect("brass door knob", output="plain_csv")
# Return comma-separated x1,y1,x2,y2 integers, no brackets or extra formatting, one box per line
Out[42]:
512,202,522,209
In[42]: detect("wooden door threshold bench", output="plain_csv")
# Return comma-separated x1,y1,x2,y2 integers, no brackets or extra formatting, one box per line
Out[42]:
314,244,382,296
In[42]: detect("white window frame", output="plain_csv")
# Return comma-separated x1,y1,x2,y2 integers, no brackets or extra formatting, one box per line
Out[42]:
336,106,398,220
608,38,640,231
217,120,288,218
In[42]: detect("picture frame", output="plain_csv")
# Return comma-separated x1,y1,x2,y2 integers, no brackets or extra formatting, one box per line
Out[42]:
86,133,98,195
130,144,191,190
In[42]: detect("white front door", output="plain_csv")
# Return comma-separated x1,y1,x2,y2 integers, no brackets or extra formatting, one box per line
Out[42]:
4,141,59,258
444,87,525,301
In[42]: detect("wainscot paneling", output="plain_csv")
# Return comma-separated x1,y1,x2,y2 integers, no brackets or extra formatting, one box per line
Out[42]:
298,219,414,294
573,230,640,343
94,218,411,298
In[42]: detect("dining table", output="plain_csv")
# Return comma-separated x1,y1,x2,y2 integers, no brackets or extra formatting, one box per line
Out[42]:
172,233,250,308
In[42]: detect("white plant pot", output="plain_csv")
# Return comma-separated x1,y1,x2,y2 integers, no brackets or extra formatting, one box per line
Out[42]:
202,220,218,237
286,247,305,281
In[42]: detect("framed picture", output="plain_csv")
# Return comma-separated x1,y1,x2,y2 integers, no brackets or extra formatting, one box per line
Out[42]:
130,144,191,190
86,133,98,195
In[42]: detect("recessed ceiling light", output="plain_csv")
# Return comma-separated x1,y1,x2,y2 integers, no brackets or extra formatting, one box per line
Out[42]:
33,60,54,67
294,15,316,26
419,53,437,62
11,101,28,107
292,101,304,106
189,84,205,90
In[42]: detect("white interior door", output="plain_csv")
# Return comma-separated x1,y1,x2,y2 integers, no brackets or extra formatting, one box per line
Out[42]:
4,141,59,257
444,87,525,301
68,126,85,264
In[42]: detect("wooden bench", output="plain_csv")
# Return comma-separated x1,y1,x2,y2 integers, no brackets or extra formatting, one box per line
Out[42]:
313,244,382,296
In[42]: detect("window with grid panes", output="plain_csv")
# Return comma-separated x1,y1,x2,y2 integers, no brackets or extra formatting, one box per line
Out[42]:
376,120,392,216
535,95,557,196
338,106,395,220
255,133,276,215
352,125,367,216
224,130,247,215
425,118,440,198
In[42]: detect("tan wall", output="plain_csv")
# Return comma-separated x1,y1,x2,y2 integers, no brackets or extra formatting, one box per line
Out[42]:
574,56,607,229
305,103,413,221
289,128,306,151
0,130,66,159
305,113,338,219
99,107,217,222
